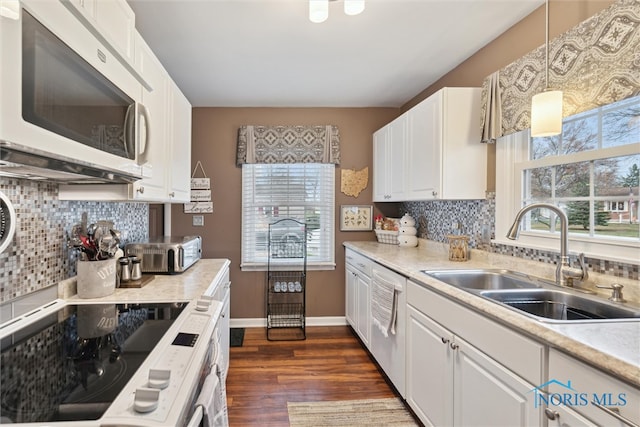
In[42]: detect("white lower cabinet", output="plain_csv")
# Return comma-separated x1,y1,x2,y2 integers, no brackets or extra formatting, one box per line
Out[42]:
406,279,543,427
546,349,640,427
345,249,372,349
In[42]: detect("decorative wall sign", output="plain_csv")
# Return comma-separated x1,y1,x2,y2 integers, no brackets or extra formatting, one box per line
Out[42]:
340,205,373,231
185,160,213,214
341,167,368,197
183,202,214,214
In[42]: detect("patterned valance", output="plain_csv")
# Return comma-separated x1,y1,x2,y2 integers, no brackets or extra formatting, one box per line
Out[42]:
236,125,340,165
481,0,640,142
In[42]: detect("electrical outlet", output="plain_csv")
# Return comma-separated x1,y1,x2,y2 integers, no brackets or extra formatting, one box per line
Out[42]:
192,215,204,227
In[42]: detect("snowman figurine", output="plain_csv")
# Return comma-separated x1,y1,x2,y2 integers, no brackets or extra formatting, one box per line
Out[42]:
398,213,418,247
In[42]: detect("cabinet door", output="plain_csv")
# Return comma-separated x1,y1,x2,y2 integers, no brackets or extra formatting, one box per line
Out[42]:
167,80,192,202
406,94,440,200
131,36,168,201
345,264,357,327
93,0,135,63
387,115,407,200
422,91,443,199
453,335,541,427
372,127,389,201
355,273,371,348
406,305,453,426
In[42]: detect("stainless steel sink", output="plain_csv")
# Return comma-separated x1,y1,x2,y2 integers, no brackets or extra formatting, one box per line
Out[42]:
421,269,640,323
421,269,547,290
480,289,640,323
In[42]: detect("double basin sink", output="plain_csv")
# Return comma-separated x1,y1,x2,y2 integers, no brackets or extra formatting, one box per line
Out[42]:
422,269,640,323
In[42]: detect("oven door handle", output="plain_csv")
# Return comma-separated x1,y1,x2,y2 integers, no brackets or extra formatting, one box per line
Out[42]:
186,405,203,427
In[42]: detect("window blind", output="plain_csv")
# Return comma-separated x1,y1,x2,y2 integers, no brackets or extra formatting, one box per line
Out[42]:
241,163,335,269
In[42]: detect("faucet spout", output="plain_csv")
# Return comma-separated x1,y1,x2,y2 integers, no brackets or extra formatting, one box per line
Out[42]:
507,203,587,287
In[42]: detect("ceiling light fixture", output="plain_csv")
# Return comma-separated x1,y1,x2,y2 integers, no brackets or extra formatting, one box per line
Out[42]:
531,0,563,137
309,0,365,24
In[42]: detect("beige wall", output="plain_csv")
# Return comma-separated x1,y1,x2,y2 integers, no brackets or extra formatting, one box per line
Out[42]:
171,0,614,321
403,0,614,192
170,108,397,319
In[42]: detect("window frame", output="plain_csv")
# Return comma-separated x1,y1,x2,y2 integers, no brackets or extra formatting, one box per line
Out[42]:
240,163,336,271
495,130,639,265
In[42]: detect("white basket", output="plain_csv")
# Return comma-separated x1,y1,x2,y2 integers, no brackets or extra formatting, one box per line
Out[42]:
375,229,399,245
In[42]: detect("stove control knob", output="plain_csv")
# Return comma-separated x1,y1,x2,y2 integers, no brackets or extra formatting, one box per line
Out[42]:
195,295,215,311
148,368,171,389
195,299,211,311
133,387,160,413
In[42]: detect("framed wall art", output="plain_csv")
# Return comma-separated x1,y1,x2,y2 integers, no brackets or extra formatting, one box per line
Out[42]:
340,205,373,231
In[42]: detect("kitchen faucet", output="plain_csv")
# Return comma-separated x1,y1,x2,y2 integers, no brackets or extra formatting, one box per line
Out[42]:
507,202,588,287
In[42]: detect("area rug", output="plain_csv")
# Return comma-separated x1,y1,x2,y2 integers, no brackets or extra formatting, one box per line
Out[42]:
287,397,419,426
230,328,245,347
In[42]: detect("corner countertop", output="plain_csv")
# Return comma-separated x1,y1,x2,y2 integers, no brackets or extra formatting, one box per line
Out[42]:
61,258,230,304
344,240,640,388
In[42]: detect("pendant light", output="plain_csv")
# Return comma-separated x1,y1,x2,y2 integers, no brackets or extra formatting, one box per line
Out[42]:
531,0,563,137
309,0,364,23
344,0,365,16
309,0,329,23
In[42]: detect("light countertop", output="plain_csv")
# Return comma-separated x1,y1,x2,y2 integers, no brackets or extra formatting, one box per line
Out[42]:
344,240,640,388
61,258,230,304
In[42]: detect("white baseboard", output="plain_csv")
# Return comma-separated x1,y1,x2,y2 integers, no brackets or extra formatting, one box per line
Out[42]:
230,316,347,328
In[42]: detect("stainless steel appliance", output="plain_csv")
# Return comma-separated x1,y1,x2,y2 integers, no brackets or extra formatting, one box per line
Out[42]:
0,1,149,183
0,294,228,426
125,236,202,274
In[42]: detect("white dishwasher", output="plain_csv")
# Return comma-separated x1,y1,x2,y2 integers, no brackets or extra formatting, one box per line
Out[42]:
370,263,407,398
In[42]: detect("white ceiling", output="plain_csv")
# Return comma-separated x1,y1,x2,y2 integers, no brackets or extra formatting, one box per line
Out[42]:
128,0,544,108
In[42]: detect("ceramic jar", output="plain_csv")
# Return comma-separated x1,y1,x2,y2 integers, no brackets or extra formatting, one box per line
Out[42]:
398,214,418,247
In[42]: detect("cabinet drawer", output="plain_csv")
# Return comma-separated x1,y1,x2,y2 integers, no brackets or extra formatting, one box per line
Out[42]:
407,280,544,385
345,249,372,277
548,349,640,426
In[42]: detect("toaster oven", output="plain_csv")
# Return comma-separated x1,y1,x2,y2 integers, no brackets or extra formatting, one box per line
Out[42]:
125,236,201,274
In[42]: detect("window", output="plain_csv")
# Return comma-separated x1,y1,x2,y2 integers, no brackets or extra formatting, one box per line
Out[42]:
495,96,639,263
241,163,335,270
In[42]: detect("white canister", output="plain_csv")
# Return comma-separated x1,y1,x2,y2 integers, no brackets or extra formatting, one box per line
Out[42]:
77,258,117,298
398,235,418,247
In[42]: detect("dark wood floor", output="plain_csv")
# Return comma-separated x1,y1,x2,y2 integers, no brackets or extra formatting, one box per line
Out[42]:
226,326,399,426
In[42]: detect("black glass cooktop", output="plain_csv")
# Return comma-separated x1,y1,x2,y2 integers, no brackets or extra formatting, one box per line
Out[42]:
0,302,187,424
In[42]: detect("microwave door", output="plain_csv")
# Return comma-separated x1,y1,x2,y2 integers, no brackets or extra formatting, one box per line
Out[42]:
21,10,136,161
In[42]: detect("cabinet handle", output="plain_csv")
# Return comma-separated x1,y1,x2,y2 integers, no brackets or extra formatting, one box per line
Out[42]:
169,192,175,198
137,186,145,194
441,337,449,345
544,408,559,421
449,342,459,350
591,401,639,427
432,191,438,197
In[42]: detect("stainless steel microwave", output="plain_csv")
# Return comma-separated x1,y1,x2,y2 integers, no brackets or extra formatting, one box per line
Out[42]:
0,1,149,183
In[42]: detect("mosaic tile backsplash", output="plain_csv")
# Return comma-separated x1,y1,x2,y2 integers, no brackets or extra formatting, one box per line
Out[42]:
0,179,149,303
401,195,639,280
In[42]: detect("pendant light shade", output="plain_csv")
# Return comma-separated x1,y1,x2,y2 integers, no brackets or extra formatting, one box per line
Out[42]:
530,0,562,138
531,90,563,137
344,0,365,16
309,0,329,23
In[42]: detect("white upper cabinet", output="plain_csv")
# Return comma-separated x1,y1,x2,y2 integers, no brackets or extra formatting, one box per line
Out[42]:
166,79,192,203
372,115,407,202
60,0,150,89
129,34,169,201
373,87,487,202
